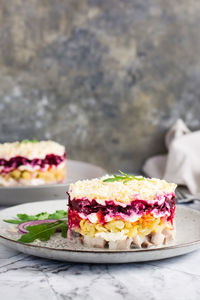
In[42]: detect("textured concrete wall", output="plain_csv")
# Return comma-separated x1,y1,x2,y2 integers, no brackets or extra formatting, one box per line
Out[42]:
0,0,200,172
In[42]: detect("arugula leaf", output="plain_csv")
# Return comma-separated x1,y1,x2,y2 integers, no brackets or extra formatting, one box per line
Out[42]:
17,214,37,221
3,219,23,224
4,209,69,244
48,210,68,220
61,223,68,238
103,170,146,183
4,210,68,225
18,221,68,243
36,212,50,220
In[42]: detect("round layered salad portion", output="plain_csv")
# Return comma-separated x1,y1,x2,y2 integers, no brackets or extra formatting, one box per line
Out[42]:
0,140,66,186
68,175,177,249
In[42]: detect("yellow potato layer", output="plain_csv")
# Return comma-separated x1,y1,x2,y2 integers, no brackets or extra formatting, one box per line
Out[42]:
1,167,66,183
78,214,173,238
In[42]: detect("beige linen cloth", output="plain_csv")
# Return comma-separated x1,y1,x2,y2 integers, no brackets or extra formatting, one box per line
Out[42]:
143,119,200,195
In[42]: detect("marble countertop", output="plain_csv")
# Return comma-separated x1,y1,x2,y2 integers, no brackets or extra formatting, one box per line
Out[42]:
0,203,200,300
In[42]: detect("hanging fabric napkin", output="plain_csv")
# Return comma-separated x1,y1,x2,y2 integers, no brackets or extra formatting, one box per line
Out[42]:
143,119,200,195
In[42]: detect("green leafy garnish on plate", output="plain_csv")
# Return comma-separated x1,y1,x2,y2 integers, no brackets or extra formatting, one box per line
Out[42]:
3,219,23,224
4,210,68,224
103,170,145,183
47,210,68,220
3,210,68,243
18,221,67,243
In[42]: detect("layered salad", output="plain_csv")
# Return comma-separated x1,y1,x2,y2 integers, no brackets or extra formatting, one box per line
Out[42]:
68,173,177,249
0,140,66,186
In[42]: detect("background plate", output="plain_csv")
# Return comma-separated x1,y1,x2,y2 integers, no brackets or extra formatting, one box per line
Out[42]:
0,160,106,205
0,200,200,263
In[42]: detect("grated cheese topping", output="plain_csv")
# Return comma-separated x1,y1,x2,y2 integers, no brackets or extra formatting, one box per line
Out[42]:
69,175,177,204
0,141,65,160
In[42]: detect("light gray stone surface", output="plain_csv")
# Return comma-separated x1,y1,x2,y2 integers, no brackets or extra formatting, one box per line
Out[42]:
0,0,200,172
0,244,200,300
1,236,200,299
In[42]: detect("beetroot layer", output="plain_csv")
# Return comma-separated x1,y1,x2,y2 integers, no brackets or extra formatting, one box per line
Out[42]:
68,195,176,227
0,153,66,173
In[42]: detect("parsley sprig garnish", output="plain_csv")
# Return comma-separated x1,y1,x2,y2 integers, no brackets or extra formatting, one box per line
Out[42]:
103,171,145,183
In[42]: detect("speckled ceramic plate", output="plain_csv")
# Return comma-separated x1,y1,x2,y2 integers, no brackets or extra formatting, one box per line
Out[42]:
0,200,200,263
0,160,106,205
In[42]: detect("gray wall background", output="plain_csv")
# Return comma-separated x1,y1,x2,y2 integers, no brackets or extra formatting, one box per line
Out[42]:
0,0,200,172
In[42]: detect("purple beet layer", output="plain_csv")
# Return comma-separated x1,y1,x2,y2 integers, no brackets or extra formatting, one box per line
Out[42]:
68,194,176,223
0,153,66,173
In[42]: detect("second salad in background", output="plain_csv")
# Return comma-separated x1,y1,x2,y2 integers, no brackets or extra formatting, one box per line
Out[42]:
0,140,66,186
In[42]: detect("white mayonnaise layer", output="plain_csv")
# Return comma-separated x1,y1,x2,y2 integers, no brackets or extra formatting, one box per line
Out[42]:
20,178,46,186
0,176,46,186
0,176,16,186
0,175,62,186
18,165,41,171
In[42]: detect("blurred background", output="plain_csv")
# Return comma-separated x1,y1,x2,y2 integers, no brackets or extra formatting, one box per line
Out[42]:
0,0,200,172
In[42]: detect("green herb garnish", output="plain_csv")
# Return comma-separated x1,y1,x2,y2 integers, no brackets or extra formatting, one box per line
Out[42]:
4,210,68,243
103,170,145,183
3,210,68,224
18,221,67,243
21,138,38,143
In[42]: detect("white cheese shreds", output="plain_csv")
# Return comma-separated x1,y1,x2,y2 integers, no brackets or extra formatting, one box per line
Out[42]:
0,141,65,160
69,176,177,203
